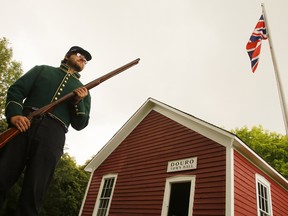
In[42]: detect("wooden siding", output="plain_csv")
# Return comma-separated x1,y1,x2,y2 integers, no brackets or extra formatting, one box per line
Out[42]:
234,151,288,216
81,110,226,215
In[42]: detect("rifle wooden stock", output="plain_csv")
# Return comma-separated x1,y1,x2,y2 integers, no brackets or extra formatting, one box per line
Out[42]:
0,58,140,149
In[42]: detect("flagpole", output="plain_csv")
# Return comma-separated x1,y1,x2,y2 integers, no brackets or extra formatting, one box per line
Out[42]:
261,3,288,135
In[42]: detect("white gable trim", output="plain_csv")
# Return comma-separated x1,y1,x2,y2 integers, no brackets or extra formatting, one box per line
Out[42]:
152,102,235,147
84,98,288,190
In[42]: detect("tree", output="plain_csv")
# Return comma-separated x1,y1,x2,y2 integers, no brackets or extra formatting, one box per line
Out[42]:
0,37,23,132
0,38,23,215
232,125,288,179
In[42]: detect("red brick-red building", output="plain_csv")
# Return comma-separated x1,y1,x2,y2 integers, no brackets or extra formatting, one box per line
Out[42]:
79,98,288,216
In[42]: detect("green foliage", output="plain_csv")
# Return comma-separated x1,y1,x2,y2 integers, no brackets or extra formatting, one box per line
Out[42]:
232,125,288,179
0,37,23,216
0,37,23,132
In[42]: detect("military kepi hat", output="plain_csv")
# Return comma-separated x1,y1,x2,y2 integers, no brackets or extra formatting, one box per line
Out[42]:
66,46,92,61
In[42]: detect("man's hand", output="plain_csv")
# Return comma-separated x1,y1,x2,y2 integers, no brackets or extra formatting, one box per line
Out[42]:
73,87,88,104
10,116,30,132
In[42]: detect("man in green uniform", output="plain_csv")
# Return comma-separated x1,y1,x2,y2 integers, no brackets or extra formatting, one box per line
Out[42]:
0,46,92,215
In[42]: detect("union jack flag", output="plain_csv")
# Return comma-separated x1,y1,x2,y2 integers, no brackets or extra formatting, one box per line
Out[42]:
246,14,268,73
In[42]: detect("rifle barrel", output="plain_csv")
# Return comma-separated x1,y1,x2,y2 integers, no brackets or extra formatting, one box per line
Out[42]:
0,58,140,148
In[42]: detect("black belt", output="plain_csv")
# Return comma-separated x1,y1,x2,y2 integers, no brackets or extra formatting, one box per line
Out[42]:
42,113,68,133
24,108,68,133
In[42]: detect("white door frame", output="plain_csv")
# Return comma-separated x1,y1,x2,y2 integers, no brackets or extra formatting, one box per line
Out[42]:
161,175,196,216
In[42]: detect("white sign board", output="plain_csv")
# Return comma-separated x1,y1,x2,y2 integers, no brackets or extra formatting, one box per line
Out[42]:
167,157,197,173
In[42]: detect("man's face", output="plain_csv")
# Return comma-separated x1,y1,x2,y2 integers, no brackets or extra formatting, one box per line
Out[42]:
65,52,87,72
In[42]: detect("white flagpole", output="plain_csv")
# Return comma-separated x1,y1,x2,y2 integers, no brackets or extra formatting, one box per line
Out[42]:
261,3,288,135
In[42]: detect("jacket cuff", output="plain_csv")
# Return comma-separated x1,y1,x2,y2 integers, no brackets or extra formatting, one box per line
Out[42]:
5,101,23,120
73,101,86,115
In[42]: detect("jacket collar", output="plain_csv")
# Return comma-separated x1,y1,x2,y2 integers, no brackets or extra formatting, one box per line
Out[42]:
59,63,81,79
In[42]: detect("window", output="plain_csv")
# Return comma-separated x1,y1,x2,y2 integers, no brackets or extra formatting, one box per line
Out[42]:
94,174,117,216
161,176,196,216
255,174,273,216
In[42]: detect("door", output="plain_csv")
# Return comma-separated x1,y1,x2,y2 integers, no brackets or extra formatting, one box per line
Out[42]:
161,176,196,216
168,182,191,216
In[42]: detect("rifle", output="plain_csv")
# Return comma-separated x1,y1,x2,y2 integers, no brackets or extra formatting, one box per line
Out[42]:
0,58,140,149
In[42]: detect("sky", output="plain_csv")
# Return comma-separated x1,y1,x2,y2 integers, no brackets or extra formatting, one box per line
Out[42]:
1,0,288,165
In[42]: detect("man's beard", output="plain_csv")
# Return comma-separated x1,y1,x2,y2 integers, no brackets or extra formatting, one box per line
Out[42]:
67,59,82,72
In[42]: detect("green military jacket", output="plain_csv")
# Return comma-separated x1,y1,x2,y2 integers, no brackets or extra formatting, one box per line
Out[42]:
5,63,91,131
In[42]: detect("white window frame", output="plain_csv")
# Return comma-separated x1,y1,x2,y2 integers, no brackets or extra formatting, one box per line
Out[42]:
93,174,118,216
161,175,196,216
255,174,273,216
